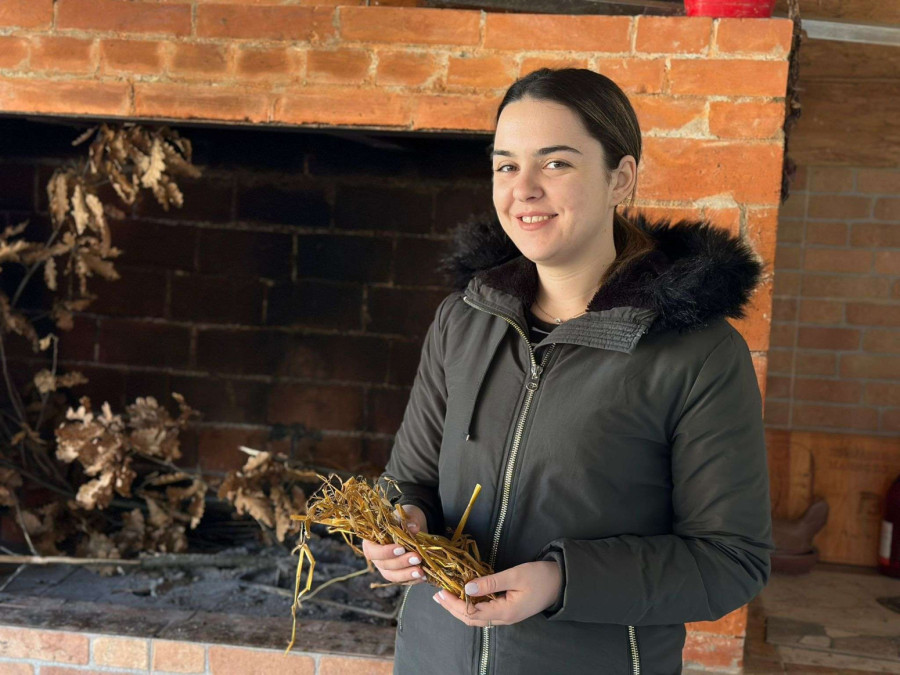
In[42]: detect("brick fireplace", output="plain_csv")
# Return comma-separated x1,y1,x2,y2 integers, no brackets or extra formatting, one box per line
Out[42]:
0,2,793,672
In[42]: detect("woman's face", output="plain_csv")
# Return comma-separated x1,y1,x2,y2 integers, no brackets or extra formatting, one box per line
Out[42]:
491,96,620,268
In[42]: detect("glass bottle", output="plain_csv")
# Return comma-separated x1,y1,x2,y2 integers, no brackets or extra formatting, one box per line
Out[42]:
878,474,900,578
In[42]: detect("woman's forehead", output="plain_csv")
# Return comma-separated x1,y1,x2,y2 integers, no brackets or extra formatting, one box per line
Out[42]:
493,100,598,155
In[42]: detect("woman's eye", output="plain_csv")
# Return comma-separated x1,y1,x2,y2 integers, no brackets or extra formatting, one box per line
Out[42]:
493,164,515,173
546,160,570,169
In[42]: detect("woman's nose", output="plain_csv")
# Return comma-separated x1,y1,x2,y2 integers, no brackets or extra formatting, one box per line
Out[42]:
512,167,543,201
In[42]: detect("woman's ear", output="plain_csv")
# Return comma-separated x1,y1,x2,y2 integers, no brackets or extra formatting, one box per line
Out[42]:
611,155,638,205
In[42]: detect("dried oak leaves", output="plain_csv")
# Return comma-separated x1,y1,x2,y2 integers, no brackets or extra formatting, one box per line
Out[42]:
54,393,204,555
50,392,310,558
37,123,200,337
218,452,311,544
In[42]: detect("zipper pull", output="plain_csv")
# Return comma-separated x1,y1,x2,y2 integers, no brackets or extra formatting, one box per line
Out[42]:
527,363,543,390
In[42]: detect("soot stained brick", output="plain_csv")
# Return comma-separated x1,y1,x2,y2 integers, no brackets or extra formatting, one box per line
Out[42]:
111,219,196,271
196,328,289,376
266,280,361,330
133,175,233,222
171,274,265,324
170,374,269,424
197,229,292,279
0,163,35,210
275,333,390,382
434,184,493,233
394,237,451,286
296,234,391,282
334,185,431,233
367,287,447,336
236,183,329,227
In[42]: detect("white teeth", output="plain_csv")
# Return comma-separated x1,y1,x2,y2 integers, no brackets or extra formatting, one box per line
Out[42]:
521,215,553,224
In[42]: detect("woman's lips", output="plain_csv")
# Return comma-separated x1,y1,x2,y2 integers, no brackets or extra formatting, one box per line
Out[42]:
517,214,556,231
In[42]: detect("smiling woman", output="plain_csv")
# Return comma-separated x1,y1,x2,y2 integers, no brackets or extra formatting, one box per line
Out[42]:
491,97,628,321
370,68,774,675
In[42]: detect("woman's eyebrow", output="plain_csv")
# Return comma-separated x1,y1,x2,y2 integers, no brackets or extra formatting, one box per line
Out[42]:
489,145,583,158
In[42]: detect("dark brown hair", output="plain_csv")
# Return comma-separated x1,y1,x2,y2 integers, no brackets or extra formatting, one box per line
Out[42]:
495,68,656,282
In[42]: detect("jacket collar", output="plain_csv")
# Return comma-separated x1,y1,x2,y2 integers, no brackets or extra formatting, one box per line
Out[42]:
442,210,764,352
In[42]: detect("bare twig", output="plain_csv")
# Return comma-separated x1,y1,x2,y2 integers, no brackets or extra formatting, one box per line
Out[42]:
0,555,140,567
0,331,26,422
9,225,62,309
240,580,398,620
301,565,371,602
13,501,37,556
33,335,58,433
0,564,26,593
0,458,73,501
0,552,280,569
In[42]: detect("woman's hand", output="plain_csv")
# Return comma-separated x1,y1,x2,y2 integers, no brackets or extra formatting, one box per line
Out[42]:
432,561,562,627
361,504,428,585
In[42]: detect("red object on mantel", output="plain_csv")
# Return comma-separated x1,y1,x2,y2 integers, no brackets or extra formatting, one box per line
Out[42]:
879,474,900,578
684,0,776,18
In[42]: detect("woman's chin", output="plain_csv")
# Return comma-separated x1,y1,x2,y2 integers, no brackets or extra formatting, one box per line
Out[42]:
518,246,561,265
507,235,555,260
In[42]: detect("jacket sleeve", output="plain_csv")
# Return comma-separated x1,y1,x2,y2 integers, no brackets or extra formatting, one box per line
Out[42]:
537,327,775,625
375,294,453,537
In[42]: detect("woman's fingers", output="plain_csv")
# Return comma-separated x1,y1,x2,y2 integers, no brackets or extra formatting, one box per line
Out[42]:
394,504,428,535
376,559,425,583
359,505,429,584
362,539,407,562
361,538,425,583
433,590,498,627
377,550,423,572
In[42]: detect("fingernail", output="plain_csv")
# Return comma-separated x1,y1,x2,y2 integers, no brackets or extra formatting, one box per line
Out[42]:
465,582,478,594
393,547,405,556
409,556,421,565
438,590,446,600
411,570,420,578
408,523,418,531
433,593,441,603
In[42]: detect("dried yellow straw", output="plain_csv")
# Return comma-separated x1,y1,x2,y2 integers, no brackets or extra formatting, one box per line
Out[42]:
285,474,494,654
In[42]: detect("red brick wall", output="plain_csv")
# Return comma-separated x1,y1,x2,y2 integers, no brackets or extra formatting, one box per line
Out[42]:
0,625,393,674
0,4,792,135
0,4,796,672
767,166,900,435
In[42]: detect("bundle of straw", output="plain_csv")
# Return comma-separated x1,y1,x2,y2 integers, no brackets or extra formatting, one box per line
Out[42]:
286,474,494,653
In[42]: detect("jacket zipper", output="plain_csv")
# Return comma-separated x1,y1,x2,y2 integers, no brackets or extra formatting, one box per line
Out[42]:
462,295,555,675
397,584,412,632
628,625,641,674
463,295,641,675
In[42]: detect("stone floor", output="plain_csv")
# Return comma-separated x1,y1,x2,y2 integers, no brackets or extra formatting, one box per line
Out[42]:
742,563,900,674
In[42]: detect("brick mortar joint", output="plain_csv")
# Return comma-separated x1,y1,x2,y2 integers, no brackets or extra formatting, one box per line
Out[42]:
6,27,790,61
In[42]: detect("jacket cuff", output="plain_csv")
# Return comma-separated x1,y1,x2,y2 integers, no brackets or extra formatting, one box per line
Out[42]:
538,546,566,618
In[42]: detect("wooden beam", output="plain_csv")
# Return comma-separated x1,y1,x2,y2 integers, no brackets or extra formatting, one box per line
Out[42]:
799,17,900,47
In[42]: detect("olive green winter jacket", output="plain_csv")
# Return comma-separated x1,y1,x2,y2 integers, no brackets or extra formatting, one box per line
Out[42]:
378,213,775,675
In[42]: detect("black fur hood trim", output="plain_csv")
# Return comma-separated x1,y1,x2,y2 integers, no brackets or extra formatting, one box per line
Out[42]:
439,210,765,334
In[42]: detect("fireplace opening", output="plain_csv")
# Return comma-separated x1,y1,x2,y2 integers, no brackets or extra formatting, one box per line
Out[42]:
0,113,493,640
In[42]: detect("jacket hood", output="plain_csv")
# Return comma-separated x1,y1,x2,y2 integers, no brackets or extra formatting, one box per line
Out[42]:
440,210,765,335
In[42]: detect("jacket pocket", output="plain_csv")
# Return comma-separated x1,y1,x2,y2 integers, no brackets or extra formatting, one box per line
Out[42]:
397,585,413,633
627,625,641,675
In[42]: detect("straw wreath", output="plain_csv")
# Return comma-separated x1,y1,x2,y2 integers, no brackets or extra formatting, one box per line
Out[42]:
286,474,495,653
